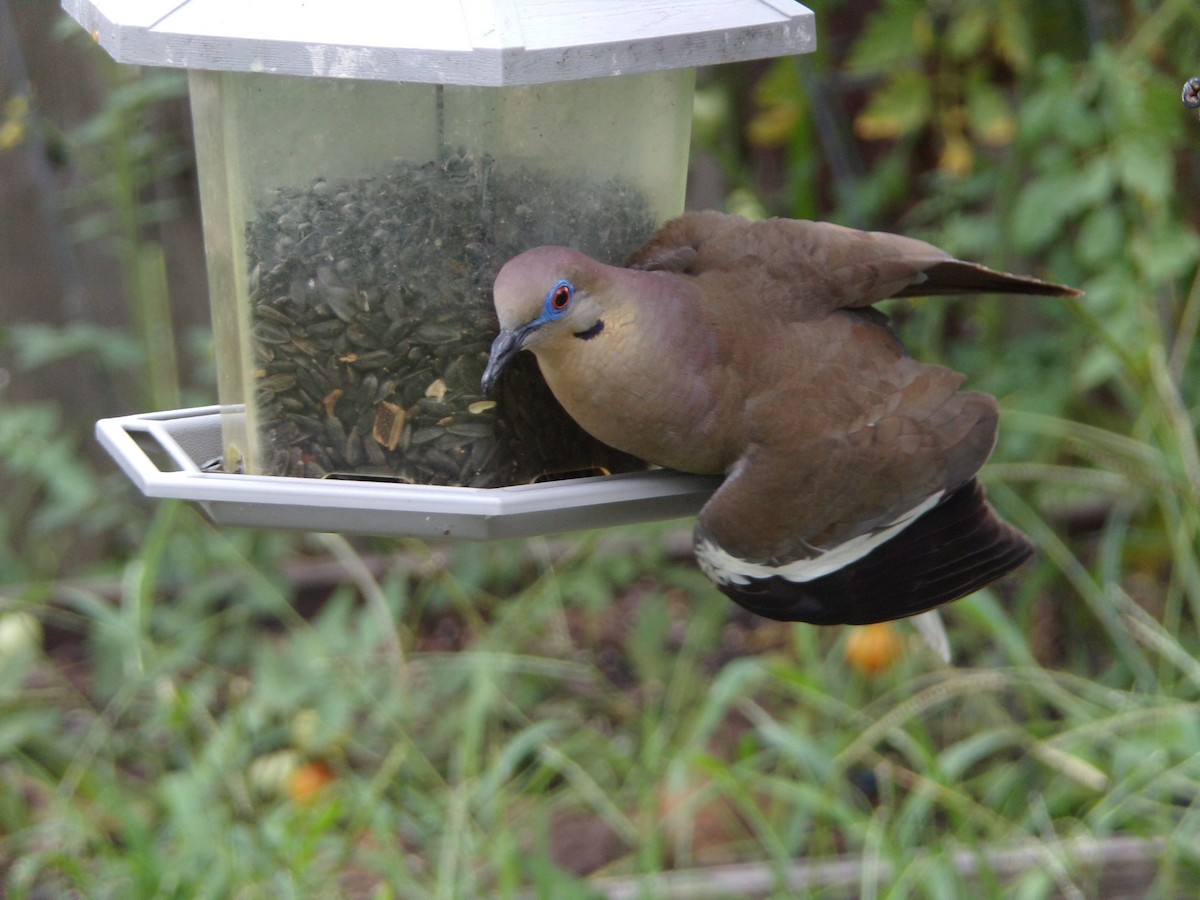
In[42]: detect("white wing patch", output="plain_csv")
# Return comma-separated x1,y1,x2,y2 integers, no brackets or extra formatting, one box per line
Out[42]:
696,491,944,586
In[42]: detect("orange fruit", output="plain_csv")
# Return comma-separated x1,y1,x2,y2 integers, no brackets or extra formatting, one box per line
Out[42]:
286,760,335,804
845,622,903,675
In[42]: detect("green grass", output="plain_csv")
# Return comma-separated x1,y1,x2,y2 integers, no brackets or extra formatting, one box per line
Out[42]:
2,456,1199,896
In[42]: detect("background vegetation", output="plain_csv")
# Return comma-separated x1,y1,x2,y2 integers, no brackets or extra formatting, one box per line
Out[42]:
2,0,1199,895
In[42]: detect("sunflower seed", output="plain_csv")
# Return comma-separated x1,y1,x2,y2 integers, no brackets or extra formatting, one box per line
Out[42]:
244,152,655,484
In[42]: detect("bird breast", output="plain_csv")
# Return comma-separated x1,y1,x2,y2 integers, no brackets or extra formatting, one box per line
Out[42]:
533,281,743,474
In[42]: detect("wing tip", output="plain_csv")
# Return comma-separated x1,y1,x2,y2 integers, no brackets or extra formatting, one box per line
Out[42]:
902,261,1082,299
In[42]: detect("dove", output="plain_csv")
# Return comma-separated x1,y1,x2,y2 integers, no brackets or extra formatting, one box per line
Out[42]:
481,211,1078,629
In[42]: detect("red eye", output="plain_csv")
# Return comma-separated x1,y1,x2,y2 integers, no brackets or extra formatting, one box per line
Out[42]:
551,284,572,311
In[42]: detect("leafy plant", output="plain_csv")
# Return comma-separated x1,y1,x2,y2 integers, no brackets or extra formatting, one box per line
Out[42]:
0,45,196,580
63,64,190,412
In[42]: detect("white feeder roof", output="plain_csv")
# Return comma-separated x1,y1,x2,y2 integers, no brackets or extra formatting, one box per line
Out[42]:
62,0,815,86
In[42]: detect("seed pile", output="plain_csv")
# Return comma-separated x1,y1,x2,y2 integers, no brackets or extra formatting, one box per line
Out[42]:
244,151,651,485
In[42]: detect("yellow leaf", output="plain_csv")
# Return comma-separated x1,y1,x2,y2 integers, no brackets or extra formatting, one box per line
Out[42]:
938,134,975,177
994,0,1032,73
4,94,29,119
0,120,24,150
746,103,801,148
0,93,28,150
725,188,768,222
968,82,1016,146
854,71,932,141
976,115,1015,147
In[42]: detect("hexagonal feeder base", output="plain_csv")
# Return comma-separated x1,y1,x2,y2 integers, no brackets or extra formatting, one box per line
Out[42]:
96,406,720,540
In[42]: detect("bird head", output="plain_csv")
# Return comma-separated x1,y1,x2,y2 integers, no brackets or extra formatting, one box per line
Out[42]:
481,246,610,394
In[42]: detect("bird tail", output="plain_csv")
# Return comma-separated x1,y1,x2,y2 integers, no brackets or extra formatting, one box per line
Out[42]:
716,480,1033,626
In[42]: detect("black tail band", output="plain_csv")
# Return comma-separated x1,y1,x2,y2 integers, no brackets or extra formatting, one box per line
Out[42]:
720,480,1033,625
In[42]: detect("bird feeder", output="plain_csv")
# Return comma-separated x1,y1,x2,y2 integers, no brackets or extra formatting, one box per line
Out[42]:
73,0,815,538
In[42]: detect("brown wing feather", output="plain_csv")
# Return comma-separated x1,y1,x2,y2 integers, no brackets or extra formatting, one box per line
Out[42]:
626,212,1078,320
624,210,735,272
696,334,1000,566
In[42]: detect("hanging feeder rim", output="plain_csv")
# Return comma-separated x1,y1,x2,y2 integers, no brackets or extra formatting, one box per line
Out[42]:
95,406,720,540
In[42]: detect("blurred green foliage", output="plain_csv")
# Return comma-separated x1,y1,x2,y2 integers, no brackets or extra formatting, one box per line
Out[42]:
2,1,1200,895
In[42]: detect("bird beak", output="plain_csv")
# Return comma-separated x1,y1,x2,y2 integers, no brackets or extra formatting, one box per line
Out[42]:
481,326,530,395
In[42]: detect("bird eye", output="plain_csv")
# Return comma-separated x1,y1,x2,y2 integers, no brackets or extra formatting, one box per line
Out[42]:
551,282,572,311
544,280,573,317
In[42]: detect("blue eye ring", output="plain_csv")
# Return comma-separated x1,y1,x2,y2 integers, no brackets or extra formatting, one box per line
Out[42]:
543,280,573,318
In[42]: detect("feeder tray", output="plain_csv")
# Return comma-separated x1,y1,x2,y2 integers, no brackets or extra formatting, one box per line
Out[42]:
96,407,722,539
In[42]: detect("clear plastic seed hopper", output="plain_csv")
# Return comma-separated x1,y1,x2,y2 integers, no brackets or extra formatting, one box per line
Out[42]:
67,0,815,539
